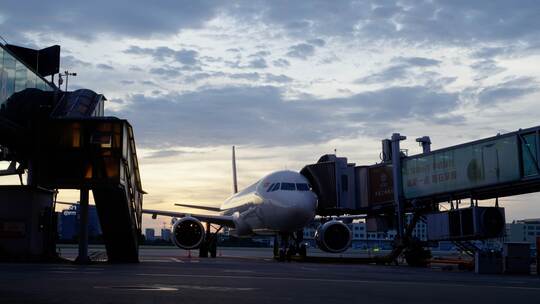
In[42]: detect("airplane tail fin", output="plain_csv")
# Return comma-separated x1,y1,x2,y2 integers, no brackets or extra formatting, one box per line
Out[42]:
232,146,238,194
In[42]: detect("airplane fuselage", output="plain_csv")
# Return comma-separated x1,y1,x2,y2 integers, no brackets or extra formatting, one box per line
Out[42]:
219,170,317,236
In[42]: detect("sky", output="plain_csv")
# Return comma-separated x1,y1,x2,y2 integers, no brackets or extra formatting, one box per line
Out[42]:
1,0,540,232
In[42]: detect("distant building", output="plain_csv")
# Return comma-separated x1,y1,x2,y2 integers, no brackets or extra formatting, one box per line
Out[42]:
145,228,155,241
58,204,102,241
506,219,540,249
161,228,171,241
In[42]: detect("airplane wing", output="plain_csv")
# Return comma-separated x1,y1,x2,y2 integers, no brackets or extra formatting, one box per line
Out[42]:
313,214,367,224
174,203,221,212
142,209,235,227
332,214,367,221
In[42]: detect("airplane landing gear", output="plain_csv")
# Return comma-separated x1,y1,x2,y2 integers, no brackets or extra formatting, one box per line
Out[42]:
199,223,221,258
273,230,307,261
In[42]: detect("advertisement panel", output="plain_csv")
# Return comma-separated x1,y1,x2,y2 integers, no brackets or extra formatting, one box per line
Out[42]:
368,165,394,205
402,135,520,199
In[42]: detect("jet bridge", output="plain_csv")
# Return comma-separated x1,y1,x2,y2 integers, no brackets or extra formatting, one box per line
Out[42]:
0,87,144,262
303,125,540,216
302,126,540,264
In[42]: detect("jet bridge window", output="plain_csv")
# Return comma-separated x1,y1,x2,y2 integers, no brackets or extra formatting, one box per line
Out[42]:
296,183,310,191
281,182,296,191
521,132,539,177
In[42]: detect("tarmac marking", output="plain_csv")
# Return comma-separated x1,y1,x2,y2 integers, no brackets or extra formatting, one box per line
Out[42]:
49,271,102,275
174,285,258,292
136,273,540,291
223,269,255,274
93,284,257,292
94,286,178,291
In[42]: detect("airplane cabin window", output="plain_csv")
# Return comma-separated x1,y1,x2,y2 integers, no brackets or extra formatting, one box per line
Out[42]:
271,183,280,191
296,183,310,191
281,182,296,191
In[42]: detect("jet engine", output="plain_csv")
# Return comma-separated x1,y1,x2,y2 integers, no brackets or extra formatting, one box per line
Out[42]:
171,217,205,249
315,220,352,253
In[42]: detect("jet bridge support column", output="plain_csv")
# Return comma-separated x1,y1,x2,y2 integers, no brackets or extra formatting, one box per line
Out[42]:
391,133,406,239
75,188,90,264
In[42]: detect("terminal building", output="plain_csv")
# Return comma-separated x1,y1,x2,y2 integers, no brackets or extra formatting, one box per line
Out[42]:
1,43,55,103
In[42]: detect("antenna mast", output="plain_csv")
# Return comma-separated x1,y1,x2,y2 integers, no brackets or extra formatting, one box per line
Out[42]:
232,146,238,194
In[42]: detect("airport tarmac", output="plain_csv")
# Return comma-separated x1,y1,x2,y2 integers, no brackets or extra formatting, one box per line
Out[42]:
1,247,539,304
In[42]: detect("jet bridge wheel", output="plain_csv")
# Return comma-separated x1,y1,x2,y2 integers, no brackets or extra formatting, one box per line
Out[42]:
403,242,432,267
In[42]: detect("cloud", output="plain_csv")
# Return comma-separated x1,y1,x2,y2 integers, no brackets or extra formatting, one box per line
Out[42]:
284,39,327,60
286,43,316,59
184,72,219,83
478,77,538,106
61,55,92,69
175,49,199,66
111,85,461,148
272,58,290,67
124,45,200,67
240,1,540,46
140,80,158,86
248,51,271,58
229,72,260,81
307,38,325,47
144,149,187,159
184,72,292,84
0,1,219,40
3,1,540,50
247,58,268,69
356,56,441,84
395,57,440,67
473,46,514,59
149,67,181,78
265,74,293,83
470,59,506,79
96,63,114,70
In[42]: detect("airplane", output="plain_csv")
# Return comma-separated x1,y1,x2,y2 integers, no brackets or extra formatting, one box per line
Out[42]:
143,146,356,260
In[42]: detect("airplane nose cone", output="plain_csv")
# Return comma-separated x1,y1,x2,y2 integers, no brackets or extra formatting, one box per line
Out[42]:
282,198,317,231
264,193,317,232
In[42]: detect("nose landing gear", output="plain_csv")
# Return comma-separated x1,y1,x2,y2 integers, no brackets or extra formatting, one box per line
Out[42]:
273,229,307,261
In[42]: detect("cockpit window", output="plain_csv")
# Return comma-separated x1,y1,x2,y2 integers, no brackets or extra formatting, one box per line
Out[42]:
271,183,280,192
266,183,275,192
296,183,310,191
281,182,296,191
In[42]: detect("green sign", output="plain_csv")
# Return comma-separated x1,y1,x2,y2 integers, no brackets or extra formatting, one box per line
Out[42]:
402,135,521,199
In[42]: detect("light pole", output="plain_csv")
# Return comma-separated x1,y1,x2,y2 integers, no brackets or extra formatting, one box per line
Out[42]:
59,70,77,91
